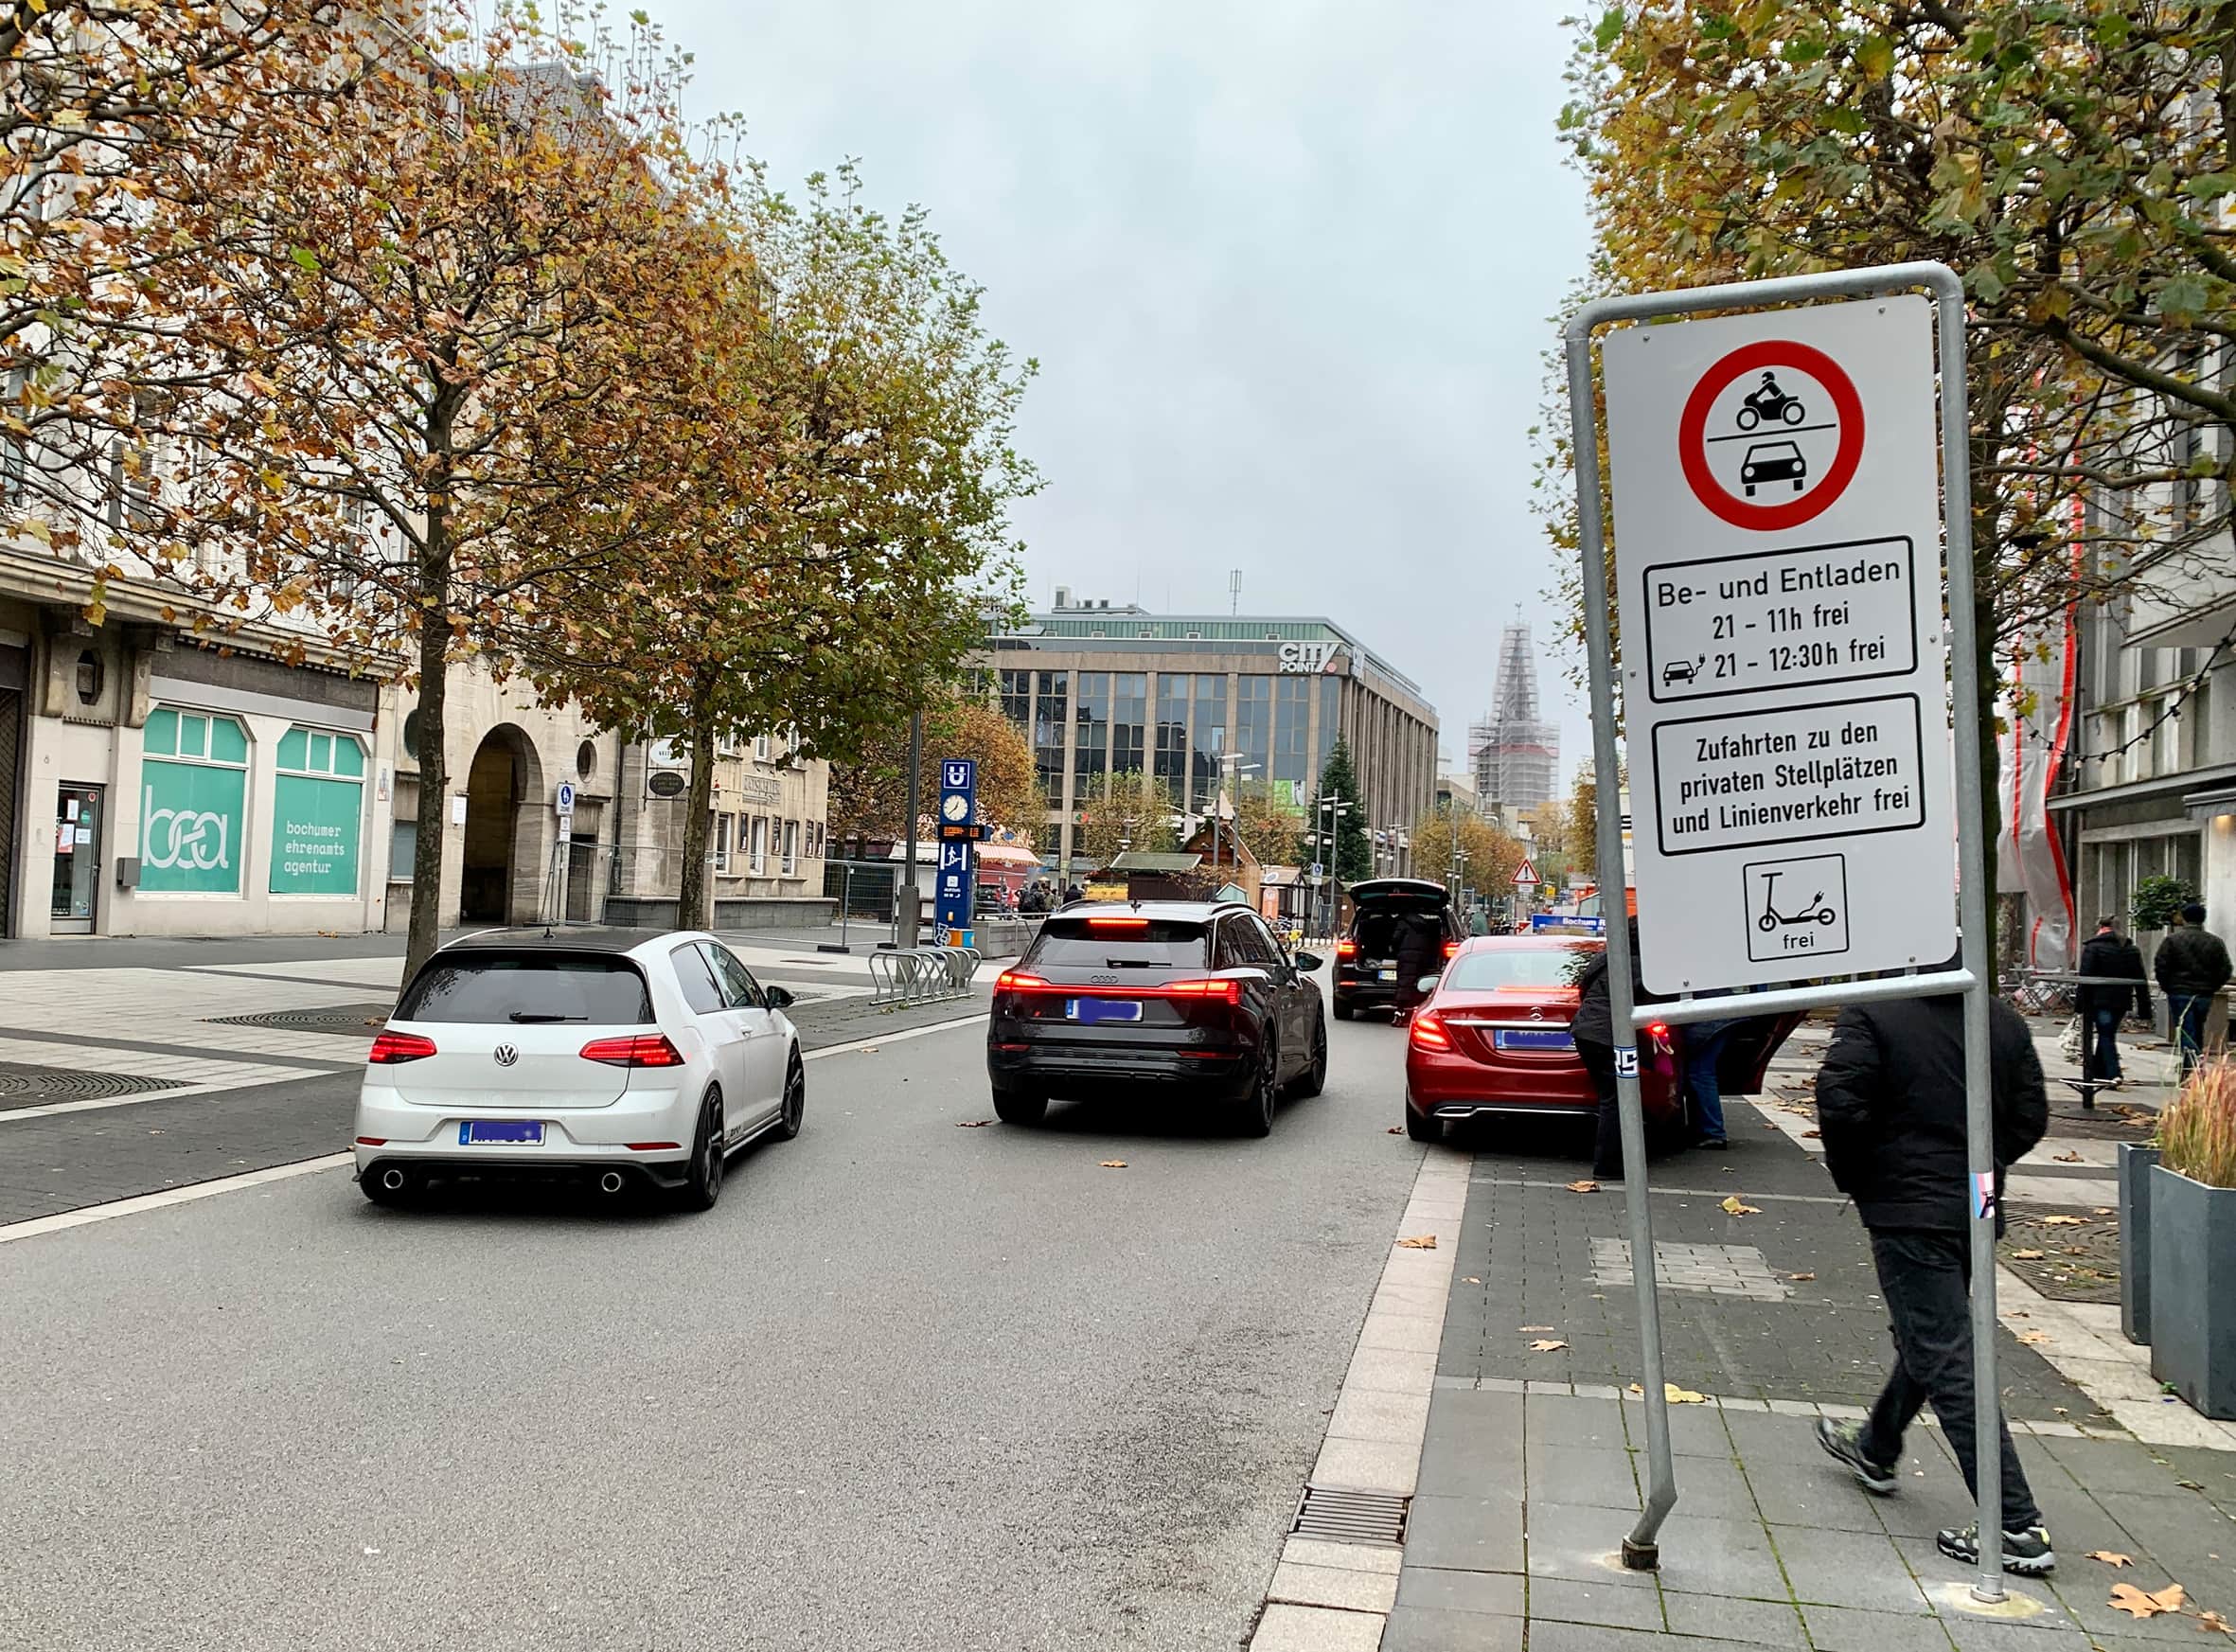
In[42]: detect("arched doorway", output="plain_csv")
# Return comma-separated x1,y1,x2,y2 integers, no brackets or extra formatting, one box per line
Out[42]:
461,726,541,923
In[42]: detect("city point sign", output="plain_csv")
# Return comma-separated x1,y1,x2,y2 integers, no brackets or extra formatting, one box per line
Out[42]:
1277,642,1345,674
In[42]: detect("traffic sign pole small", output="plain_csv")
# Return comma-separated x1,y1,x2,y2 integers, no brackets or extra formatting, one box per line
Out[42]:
1567,263,2000,1596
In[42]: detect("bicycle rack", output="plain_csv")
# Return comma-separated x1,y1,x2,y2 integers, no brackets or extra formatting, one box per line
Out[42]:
867,946,982,1008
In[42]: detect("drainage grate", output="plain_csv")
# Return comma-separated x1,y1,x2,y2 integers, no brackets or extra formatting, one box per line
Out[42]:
206,1003,393,1037
0,1063,188,1110
1290,1483,1411,1546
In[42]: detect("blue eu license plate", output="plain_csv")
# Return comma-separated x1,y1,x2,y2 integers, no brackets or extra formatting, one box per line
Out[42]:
459,1119,544,1146
1495,1028,1575,1052
1067,998,1144,1025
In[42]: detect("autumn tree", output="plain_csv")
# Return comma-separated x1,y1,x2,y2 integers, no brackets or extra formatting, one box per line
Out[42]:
1222,779,1306,868
1074,771,1178,865
0,2,350,557
1411,808,1525,897
533,163,1035,928
826,690,1039,845
1556,0,2236,915
122,7,706,974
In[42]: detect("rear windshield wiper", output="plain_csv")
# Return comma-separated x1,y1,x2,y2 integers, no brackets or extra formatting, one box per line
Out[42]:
507,1011,583,1022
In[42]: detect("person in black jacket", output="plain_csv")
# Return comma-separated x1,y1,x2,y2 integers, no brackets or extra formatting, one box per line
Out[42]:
1570,919,1663,1181
1812,986,2054,1575
2153,903,2231,1077
2075,917,2150,1085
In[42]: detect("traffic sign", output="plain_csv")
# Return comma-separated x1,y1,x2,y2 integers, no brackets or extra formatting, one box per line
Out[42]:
1602,294,1954,991
1512,859,1539,887
555,781,577,818
932,758,976,949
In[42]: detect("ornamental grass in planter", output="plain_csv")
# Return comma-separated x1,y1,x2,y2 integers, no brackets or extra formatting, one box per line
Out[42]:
2148,1059,2236,1417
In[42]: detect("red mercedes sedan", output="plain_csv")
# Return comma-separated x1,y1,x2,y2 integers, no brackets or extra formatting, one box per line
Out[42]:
1401,935,1796,1146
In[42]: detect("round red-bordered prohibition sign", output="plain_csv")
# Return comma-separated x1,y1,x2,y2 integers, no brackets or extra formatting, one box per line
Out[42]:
1677,339,1864,530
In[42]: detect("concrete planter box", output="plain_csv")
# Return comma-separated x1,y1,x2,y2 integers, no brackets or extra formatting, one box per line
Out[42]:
2120,1144,2160,1346
2147,1164,2236,1418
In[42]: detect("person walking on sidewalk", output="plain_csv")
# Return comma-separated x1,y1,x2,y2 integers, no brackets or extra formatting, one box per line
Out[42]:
1811,983,2055,1575
1571,917,1665,1181
2153,903,2230,1078
2076,917,2149,1087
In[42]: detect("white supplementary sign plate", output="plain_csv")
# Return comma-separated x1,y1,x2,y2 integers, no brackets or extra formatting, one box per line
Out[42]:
1603,294,1955,992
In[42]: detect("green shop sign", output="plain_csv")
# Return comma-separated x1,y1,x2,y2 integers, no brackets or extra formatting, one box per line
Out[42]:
270,774,362,896
140,708,249,895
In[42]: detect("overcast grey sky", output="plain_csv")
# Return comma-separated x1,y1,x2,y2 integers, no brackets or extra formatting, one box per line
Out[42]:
650,0,1596,786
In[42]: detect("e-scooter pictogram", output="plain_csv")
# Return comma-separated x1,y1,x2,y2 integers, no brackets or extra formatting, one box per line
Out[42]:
1755,869,1839,933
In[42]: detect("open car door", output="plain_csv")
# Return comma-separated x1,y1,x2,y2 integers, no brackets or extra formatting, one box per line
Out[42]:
1714,1012,1807,1096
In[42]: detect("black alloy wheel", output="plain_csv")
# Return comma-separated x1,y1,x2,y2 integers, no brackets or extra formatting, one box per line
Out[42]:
770,1050,806,1142
1290,1011,1328,1098
680,1092,724,1211
1235,1032,1279,1137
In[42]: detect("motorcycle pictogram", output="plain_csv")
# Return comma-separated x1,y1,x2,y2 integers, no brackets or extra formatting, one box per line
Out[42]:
1734,371,1808,431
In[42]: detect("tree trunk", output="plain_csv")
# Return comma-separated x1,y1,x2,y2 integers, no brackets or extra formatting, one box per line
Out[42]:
676,676,718,930
404,524,451,981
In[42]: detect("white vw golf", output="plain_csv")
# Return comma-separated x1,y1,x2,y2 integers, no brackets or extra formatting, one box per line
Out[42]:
353,928,806,1212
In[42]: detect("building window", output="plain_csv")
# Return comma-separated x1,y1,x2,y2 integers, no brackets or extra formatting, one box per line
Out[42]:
1155,673,1191,805
270,725,366,897
1034,670,1069,797
714,812,734,873
782,819,799,876
1274,676,1311,796
140,707,251,896
1000,668,1033,735
1111,673,1146,775
749,815,767,874
1074,671,1110,786
1318,678,1342,773
754,733,772,763
576,739,596,780
1236,674,1272,790
390,817,417,881
0,367,25,503
74,648,103,706
1192,674,1228,814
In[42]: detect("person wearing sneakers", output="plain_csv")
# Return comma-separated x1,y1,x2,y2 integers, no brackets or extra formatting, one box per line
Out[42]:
1811,978,2054,1575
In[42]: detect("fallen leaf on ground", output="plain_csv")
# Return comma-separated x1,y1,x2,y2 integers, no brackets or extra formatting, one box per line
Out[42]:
1787,1271,1817,1282
2041,1215,2088,1226
2178,1479,2206,1491
1098,1160,1127,1168
2109,1583,2186,1620
1396,1235,1437,1250
1624,1381,1707,1402
2054,1151,2084,1163
2011,1249,2048,1260
1721,1195,1761,1216
1519,1324,1554,1333
2095,1207,2118,1217
1462,1276,1481,1284
2018,1330,2051,1345
1386,1126,1404,1134
2085,1551,2134,1568
955,1119,994,1128
1566,1179,1600,1193
1529,1339,1568,1352
2198,1609,2233,1636
1801,1128,1821,1138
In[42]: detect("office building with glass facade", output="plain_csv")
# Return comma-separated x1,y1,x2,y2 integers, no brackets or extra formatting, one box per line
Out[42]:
973,600,1440,877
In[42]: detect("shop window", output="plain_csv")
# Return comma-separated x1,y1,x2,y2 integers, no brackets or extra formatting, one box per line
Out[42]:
271,725,365,897
139,707,250,895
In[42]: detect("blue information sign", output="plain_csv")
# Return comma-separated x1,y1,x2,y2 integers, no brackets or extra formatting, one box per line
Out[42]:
933,758,977,948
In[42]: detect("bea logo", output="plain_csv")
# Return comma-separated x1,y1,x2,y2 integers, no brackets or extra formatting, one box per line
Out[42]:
144,786,230,871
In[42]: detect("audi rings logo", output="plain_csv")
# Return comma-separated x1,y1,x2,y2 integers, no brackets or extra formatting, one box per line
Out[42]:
492,1044,520,1069
142,787,231,872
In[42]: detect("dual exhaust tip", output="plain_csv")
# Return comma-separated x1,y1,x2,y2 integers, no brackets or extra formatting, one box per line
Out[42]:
374,1166,627,1194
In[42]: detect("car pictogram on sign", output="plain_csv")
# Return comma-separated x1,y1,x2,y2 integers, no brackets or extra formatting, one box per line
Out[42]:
1740,440,1806,495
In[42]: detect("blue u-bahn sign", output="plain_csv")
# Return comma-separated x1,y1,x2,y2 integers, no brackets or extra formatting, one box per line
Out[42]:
932,758,976,948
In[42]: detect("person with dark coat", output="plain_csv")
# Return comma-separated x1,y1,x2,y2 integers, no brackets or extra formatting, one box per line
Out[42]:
2153,902,2231,1077
1812,986,2054,1576
1569,919,1664,1181
1062,882,1087,906
1392,913,1445,1013
2075,917,2150,1085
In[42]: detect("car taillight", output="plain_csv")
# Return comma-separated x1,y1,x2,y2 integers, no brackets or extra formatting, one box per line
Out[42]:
579,1034,685,1067
1086,916,1148,930
1336,940,1358,958
1443,941,1459,959
367,1031,436,1064
1409,1011,1452,1051
1162,978,1242,1004
1646,1021,1673,1055
995,970,1055,993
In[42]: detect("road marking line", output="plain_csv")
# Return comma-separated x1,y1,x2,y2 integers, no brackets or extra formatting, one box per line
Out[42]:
803,1014,987,1061
0,1153,351,1246
0,1077,299,1124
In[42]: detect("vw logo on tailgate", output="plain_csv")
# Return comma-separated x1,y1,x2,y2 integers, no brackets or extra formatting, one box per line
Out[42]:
492,1044,520,1068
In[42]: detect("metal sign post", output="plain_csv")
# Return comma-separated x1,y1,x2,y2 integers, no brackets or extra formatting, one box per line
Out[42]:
1567,262,2004,1598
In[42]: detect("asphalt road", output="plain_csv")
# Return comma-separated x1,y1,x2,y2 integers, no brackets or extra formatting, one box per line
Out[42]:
0,999,1429,1652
